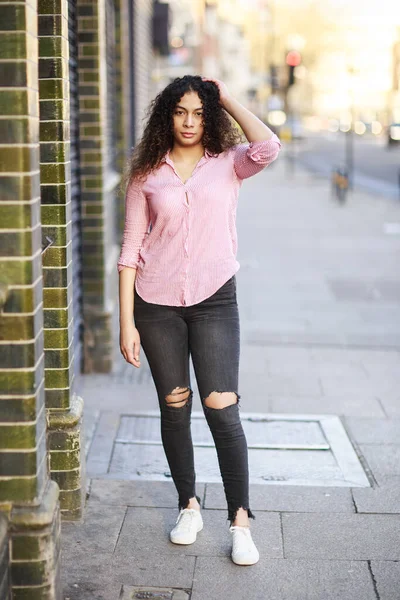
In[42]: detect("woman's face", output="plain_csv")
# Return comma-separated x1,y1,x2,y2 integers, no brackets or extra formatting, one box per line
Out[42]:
172,91,204,148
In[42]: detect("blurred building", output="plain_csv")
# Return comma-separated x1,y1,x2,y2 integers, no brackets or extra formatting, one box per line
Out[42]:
218,20,252,102
152,0,255,108
151,0,201,92
207,0,271,116
0,0,166,596
255,0,400,128
309,5,400,125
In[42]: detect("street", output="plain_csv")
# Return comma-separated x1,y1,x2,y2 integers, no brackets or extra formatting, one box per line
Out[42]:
296,132,400,199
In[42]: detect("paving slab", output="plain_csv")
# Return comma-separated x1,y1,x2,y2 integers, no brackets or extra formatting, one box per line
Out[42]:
60,506,126,600
247,374,323,397
310,348,369,366
344,417,400,444
113,507,283,558
60,548,117,599
233,379,271,411
353,481,400,514
82,409,100,457
62,545,195,591
61,503,127,554
86,411,121,475
89,479,205,508
191,557,376,600
359,444,400,483
358,350,400,370
282,513,400,560
318,375,382,397
269,395,386,417
310,363,368,378
205,483,355,512
62,576,121,600
81,376,158,414
258,347,315,367
379,395,400,418
238,345,269,373
109,553,196,589
370,561,400,600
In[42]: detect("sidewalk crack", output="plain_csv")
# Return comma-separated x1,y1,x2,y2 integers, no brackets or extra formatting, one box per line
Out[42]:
279,512,286,558
376,396,388,418
367,560,381,600
113,506,128,555
191,555,197,596
350,490,358,513
202,484,207,510
107,432,119,474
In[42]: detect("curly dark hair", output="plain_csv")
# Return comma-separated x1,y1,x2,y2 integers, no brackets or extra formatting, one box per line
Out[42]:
123,75,244,187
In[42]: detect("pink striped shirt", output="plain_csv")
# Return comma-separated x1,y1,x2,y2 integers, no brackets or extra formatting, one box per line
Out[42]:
117,134,281,306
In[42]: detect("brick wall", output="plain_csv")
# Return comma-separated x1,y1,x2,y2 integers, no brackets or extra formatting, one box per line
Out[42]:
77,0,121,374
38,0,86,521
0,0,62,596
0,0,48,509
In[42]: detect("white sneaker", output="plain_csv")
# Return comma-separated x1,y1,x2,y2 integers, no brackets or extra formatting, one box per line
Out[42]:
170,508,203,545
230,525,260,565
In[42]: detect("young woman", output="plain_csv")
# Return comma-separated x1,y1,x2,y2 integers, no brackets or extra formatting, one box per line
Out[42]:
117,75,281,565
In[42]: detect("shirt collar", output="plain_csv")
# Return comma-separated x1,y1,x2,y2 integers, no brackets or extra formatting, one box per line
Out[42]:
161,147,218,163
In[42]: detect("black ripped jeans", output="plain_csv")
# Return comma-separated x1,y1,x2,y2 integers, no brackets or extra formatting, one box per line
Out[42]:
134,275,254,524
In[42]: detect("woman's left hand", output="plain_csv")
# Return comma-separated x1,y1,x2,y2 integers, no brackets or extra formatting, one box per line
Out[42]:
202,77,232,107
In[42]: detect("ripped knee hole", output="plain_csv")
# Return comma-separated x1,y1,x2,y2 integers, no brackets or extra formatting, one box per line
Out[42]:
203,391,238,410
165,386,191,408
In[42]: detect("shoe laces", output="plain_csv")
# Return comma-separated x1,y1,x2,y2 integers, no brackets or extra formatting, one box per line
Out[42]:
175,508,198,532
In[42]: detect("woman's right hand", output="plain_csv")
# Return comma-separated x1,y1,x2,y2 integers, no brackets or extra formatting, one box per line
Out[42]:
119,322,141,368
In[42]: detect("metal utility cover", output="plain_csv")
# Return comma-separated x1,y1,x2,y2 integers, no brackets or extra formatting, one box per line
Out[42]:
110,411,370,488
121,588,189,600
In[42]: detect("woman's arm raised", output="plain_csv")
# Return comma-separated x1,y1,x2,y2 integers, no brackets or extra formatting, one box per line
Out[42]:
202,77,281,179
202,77,275,142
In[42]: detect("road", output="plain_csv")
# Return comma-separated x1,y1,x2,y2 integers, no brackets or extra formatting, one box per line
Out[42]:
294,132,400,199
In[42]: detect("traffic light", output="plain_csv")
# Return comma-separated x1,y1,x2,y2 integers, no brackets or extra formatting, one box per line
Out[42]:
285,50,302,87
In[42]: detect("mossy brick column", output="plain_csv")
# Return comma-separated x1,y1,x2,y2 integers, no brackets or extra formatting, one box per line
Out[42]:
0,0,62,597
0,514,10,599
38,0,86,521
77,0,121,373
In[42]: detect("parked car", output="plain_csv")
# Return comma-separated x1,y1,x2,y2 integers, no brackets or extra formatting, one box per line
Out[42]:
387,123,400,147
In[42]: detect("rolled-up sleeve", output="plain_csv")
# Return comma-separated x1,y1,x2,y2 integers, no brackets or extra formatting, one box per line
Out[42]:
233,133,282,180
117,180,150,273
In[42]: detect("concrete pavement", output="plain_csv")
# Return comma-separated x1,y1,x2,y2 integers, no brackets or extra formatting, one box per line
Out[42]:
61,156,400,600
